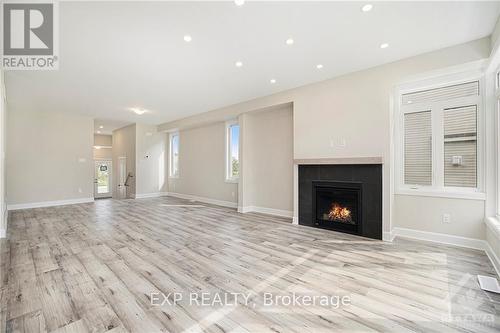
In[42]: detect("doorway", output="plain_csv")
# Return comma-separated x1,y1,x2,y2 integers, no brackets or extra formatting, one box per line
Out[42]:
94,160,112,198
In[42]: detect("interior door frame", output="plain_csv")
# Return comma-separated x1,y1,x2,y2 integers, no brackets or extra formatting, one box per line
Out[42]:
94,159,112,199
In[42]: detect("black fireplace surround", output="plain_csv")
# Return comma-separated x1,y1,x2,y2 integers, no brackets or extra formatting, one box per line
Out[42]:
299,164,382,240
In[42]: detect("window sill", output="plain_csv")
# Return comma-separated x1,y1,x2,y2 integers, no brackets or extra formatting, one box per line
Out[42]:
395,188,486,201
168,176,179,179
225,178,239,184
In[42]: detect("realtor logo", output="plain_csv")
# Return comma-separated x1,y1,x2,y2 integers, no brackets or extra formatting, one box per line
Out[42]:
1,1,59,70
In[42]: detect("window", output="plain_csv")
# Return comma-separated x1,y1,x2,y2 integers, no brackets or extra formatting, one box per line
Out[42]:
226,122,239,181
169,132,179,178
397,79,482,196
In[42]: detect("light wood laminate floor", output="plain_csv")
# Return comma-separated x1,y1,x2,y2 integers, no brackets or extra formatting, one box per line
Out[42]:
1,197,499,333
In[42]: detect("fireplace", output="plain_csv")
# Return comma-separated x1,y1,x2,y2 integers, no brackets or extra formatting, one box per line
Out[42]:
299,164,382,240
313,181,361,235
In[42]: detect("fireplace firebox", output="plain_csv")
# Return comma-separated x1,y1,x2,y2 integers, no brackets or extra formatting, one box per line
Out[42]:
313,181,362,235
298,164,382,240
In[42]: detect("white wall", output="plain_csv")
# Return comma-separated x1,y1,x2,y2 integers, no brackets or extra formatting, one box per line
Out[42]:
159,37,491,240
0,69,6,237
135,124,168,196
112,124,136,198
168,122,238,204
240,105,293,215
6,110,94,206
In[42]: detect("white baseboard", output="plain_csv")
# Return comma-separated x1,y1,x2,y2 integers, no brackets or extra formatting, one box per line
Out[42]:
7,197,95,211
135,192,169,199
383,230,395,242
392,227,486,251
167,192,237,209
239,206,293,219
292,216,299,225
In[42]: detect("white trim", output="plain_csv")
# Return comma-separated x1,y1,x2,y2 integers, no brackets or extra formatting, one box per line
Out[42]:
239,206,293,219
167,192,237,209
392,227,486,251
0,228,5,238
395,189,486,201
7,197,94,211
485,242,500,278
135,192,169,199
383,230,395,242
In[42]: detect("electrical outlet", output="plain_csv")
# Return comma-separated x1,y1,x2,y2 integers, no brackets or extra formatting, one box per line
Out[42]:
442,213,451,224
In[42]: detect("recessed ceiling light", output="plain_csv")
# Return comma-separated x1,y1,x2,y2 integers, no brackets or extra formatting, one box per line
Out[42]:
99,125,104,129
235,61,243,67
380,43,389,49
183,35,192,42
316,64,324,69
270,79,276,84
97,131,101,134
361,4,373,12
234,0,245,6
286,38,294,45
130,107,147,115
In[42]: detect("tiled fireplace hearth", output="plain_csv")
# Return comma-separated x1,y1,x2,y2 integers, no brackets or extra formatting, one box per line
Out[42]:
298,162,382,240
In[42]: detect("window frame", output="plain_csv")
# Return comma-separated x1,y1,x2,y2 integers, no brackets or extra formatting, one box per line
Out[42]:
168,132,179,179
394,70,485,200
225,120,240,183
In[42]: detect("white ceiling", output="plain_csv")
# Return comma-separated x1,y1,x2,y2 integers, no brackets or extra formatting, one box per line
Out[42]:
5,1,500,125
94,118,131,135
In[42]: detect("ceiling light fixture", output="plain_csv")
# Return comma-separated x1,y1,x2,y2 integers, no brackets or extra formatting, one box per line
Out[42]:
130,107,147,115
286,38,294,45
183,35,192,42
234,0,245,6
99,125,104,129
270,79,276,84
361,4,373,12
380,43,389,49
235,61,243,67
316,64,324,69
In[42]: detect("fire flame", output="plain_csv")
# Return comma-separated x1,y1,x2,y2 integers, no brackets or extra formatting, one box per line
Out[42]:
328,203,352,222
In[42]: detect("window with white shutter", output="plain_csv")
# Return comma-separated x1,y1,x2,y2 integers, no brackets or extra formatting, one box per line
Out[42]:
398,78,482,196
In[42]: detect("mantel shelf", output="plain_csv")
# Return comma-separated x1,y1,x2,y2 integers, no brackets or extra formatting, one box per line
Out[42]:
294,157,383,165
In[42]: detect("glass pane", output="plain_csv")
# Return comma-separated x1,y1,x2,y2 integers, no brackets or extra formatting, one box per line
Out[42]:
229,125,239,178
171,134,179,176
444,105,477,188
404,111,432,185
97,163,109,193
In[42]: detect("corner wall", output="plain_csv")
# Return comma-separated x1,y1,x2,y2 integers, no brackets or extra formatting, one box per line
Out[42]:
240,105,293,216
112,124,136,198
135,124,168,196
167,122,238,205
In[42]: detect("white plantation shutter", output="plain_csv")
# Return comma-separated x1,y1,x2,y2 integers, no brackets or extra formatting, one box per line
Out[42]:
404,111,432,185
444,105,477,187
402,81,479,105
